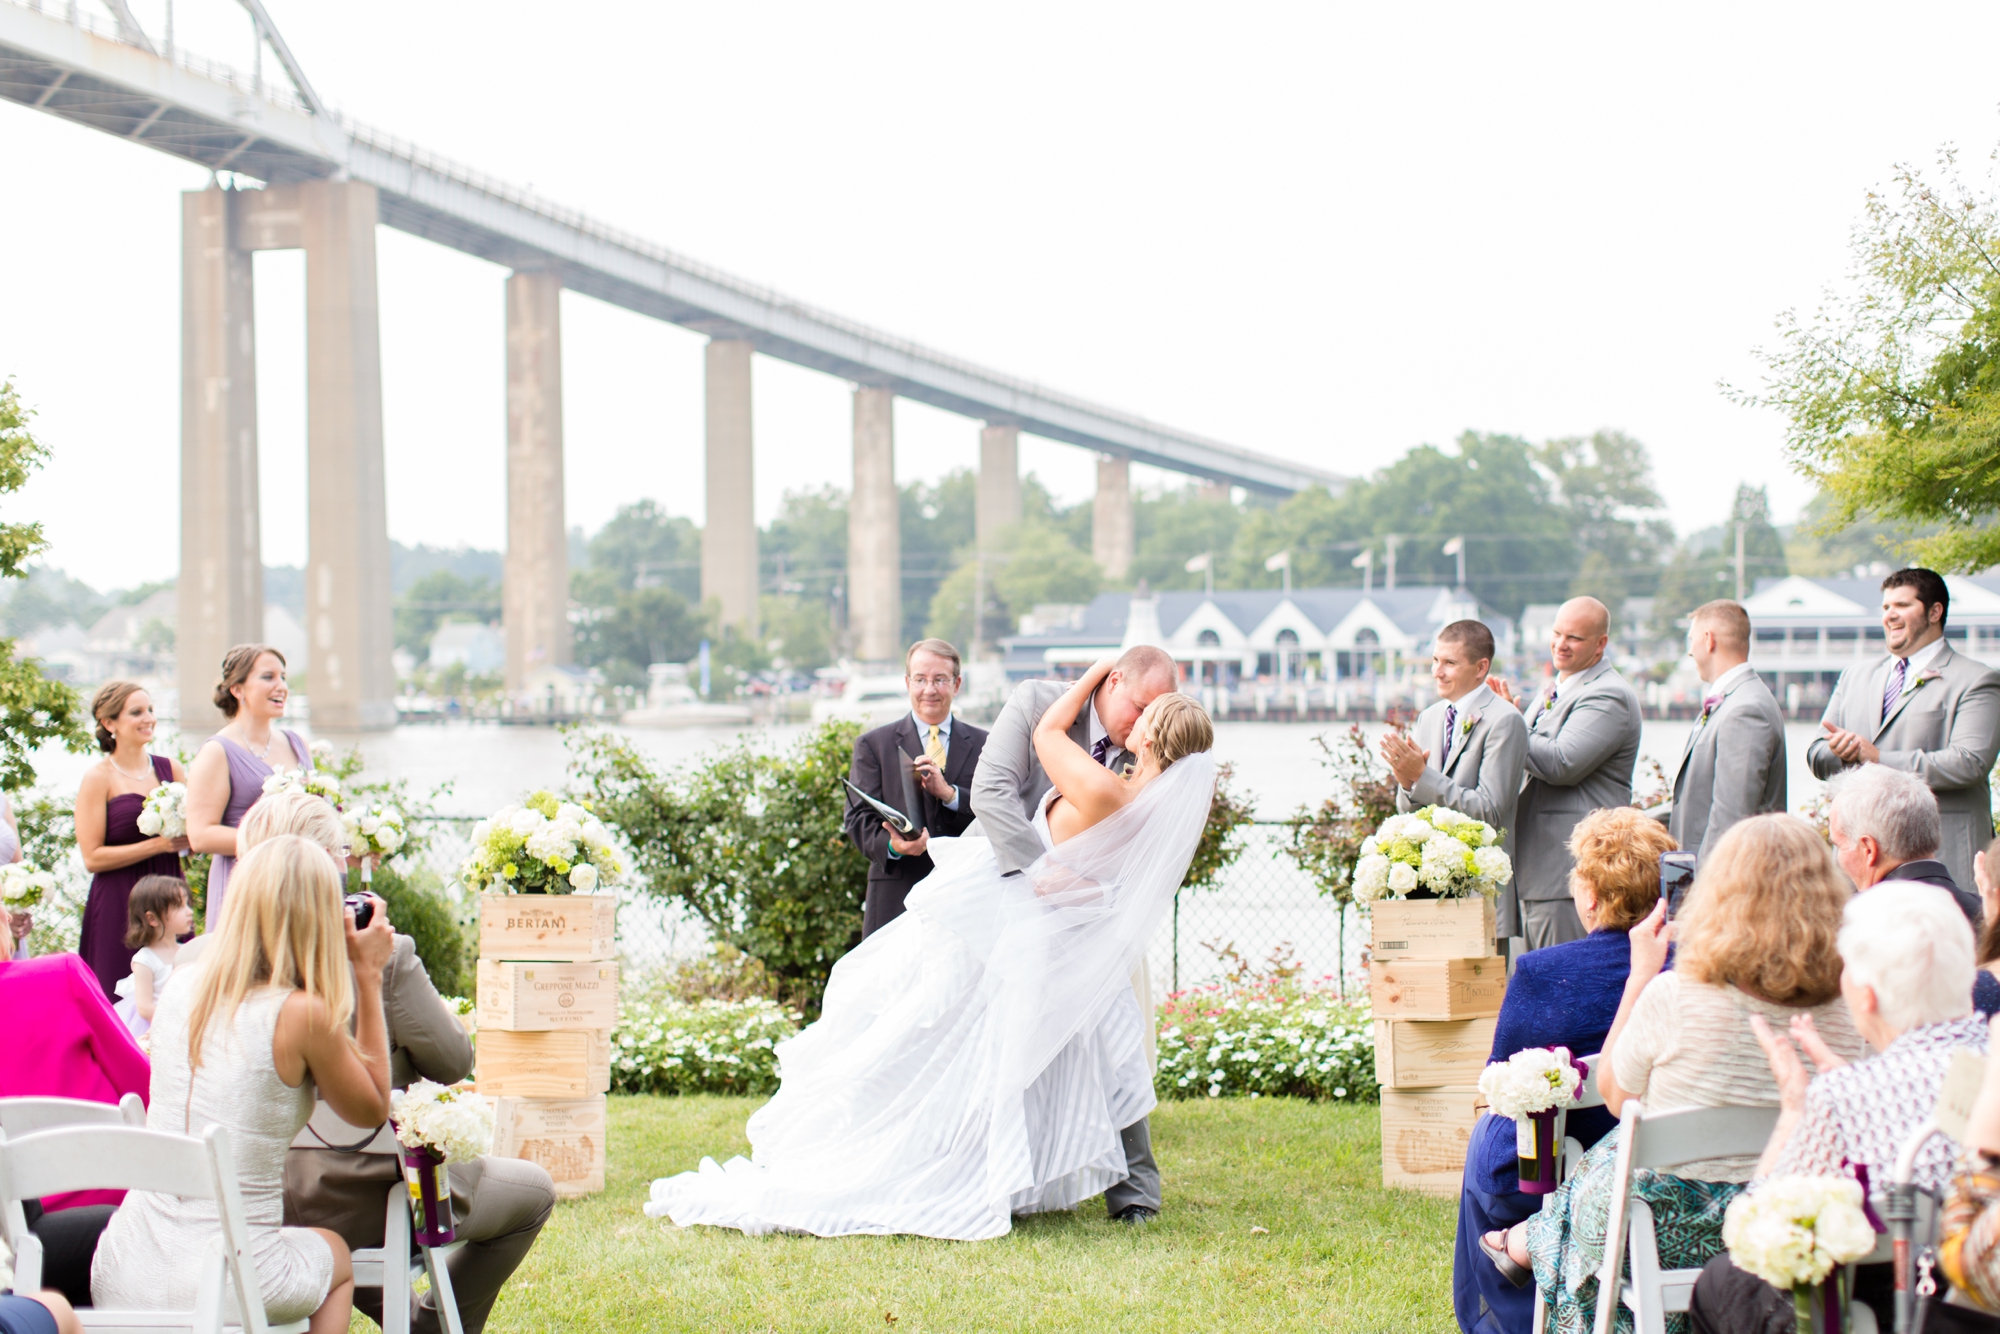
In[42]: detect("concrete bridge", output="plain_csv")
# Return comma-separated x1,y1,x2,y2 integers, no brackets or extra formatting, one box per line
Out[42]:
0,0,1344,730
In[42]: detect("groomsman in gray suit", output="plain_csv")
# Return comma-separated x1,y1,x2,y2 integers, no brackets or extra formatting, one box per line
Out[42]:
1489,596,1643,951
1808,567,2000,892
1668,600,1787,857
1382,619,1527,853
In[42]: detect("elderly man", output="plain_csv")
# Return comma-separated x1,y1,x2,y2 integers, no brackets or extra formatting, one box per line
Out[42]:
1383,619,1527,852
968,643,1179,1224
843,638,988,938
1809,567,2000,893
1827,762,1980,926
1668,600,1787,858
1489,596,1643,951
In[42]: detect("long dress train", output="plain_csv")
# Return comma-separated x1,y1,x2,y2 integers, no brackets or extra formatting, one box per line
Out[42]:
645,753,1216,1240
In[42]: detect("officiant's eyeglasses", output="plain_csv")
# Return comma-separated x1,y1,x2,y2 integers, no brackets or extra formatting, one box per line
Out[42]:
907,675,957,689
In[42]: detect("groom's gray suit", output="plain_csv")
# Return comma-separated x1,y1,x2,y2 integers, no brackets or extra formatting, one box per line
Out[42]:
966,677,1162,1218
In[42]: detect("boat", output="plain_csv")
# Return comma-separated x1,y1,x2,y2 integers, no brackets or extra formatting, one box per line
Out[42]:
620,663,754,728
807,675,912,729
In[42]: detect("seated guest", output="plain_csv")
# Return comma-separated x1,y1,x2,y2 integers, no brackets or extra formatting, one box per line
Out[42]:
1974,838,2000,1017
92,835,395,1334
1481,814,1867,1330
1687,883,1985,1331
1935,1007,2000,1312
0,1246,82,1334
1453,806,1677,1334
241,791,558,1334
1827,763,1979,924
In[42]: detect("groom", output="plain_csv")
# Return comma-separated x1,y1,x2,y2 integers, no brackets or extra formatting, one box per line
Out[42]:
968,643,1180,1224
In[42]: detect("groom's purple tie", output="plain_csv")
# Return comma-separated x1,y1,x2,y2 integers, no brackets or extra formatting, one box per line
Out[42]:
1091,736,1113,768
1882,656,1907,724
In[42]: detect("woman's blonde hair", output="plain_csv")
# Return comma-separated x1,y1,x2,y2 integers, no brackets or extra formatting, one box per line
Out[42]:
183,834,352,1070
1136,692,1214,770
1673,813,1850,1007
240,789,345,858
1567,807,1678,931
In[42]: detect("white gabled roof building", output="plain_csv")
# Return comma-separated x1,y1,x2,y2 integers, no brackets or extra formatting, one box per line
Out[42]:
1739,573,2000,684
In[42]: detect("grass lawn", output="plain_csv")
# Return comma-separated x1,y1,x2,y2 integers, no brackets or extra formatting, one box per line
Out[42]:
466,1095,1459,1334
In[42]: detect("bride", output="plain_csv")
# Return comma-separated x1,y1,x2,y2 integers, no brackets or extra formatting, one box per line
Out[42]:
644,659,1216,1240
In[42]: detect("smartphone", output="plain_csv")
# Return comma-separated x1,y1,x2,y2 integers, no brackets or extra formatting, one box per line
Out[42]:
1659,852,1698,920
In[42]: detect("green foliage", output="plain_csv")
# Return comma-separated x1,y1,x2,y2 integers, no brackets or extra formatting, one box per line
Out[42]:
587,500,702,602
1183,761,1255,892
352,861,467,997
569,722,868,1014
1131,486,1247,591
1285,726,1400,909
1651,485,1791,640
1738,150,2000,573
756,593,832,672
1784,490,1938,578
1534,429,1674,611
0,381,90,790
1154,977,1377,1103
926,519,1103,648
393,569,500,658
573,585,704,688
1,566,108,637
610,968,800,1096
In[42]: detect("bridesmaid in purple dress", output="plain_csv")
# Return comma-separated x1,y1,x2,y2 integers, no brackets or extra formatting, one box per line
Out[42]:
186,644,313,933
74,681,189,998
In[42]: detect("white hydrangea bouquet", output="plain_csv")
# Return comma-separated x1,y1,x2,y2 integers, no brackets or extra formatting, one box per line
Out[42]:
135,781,188,840
460,789,622,895
1478,1046,1585,1194
389,1079,494,1246
1722,1175,1877,1329
261,768,344,807
0,863,57,909
342,803,406,883
1352,805,1512,904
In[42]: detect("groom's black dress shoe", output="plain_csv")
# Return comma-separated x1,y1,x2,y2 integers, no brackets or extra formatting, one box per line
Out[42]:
1111,1206,1157,1226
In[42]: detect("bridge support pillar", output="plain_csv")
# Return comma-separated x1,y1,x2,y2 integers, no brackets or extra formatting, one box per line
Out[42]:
505,270,571,689
849,386,901,663
977,424,1021,551
179,186,265,734
702,338,758,638
300,179,395,730
1093,455,1134,583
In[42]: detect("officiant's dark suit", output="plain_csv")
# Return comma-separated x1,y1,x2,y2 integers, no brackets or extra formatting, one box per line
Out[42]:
844,660,989,937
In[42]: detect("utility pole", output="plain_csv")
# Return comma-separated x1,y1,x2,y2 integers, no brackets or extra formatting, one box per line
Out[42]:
1734,521,1746,602
1385,534,1400,591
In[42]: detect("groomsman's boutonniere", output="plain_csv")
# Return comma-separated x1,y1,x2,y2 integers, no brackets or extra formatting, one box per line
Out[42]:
1908,669,1943,696
1460,713,1478,739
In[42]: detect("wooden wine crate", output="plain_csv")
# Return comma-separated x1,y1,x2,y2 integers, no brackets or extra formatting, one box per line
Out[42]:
1380,1086,1483,1195
1368,896,1499,961
1373,1015,1499,1089
479,894,617,963
477,959,619,1032
1367,958,1505,1020
476,1028,612,1099
493,1095,607,1199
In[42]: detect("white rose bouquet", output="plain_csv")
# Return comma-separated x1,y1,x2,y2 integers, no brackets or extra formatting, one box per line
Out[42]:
0,863,57,909
135,781,188,840
342,802,406,883
459,790,622,895
1351,805,1512,904
1723,1176,1877,1323
389,1079,494,1164
1479,1045,1585,1194
262,768,344,807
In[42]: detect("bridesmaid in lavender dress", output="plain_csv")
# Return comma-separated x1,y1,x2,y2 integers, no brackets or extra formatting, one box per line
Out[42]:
74,681,189,997
186,644,312,933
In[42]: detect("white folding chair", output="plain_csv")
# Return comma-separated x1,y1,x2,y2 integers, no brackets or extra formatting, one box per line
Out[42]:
349,1180,466,1334
0,1123,309,1334
0,1094,148,1253
1591,1101,1783,1334
1531,1055,1606,1334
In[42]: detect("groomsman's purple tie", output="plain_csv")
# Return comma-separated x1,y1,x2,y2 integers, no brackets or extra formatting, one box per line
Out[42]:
1091,736,1114,768
1438,704,1457,768
1882,656,1908,725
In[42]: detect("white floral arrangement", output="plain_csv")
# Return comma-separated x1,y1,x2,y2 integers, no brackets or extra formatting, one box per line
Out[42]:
1352,805,1512,903
1479,1046,1583,1119
389,1079,493,1163
0,863,57,909
1722,1175,1877,1292
135,781,188,839
261,768,344,807
342,802,406,860
459,790,622,895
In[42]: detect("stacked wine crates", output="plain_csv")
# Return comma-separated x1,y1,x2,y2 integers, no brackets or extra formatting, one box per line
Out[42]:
475,895,619,1199
1368,896,1505,1195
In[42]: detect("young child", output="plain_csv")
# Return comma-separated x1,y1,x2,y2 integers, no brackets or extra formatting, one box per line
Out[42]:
112,875,191,1037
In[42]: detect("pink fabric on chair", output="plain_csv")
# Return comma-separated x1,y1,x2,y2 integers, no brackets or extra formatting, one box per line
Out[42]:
0,953,151,1209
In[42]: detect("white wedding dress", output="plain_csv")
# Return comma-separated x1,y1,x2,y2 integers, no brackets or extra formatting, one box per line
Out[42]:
644,752,1216,1240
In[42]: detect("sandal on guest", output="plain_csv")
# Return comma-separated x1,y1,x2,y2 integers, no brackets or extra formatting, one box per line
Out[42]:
1479,1231,1532,1289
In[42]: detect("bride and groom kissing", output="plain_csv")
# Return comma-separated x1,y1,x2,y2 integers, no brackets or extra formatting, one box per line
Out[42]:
645,645,1215,1240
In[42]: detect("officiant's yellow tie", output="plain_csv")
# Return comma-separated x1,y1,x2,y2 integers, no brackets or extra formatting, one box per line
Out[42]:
925,724,947,769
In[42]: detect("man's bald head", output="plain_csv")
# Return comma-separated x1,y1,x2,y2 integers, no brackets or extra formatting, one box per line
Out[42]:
1549,597,1611,675
1096,645,1181,748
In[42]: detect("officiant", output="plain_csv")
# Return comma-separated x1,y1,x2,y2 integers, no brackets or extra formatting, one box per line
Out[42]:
844,638,989,937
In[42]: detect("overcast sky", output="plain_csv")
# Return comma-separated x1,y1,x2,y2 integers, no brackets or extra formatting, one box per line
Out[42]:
7,1,2000,591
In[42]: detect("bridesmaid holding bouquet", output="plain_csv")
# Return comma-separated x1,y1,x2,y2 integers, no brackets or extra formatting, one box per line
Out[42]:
75,680,188,998
186,644,312,933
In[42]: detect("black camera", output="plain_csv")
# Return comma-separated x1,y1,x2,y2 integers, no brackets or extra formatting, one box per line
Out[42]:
345,893,375,931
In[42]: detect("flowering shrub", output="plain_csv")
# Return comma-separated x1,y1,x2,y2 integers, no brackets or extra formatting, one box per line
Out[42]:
1154,977,1378,1103
611,991,801,1097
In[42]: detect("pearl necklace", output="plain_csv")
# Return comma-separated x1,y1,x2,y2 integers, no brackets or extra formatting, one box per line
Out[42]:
110,752,155,783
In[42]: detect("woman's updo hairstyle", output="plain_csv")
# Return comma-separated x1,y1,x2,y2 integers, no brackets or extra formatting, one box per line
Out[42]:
213,643,285,718
90,679,147,752
1136,692,1214,770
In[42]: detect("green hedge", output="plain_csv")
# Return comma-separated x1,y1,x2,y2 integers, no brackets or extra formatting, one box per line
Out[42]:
1155,978,1378,1102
